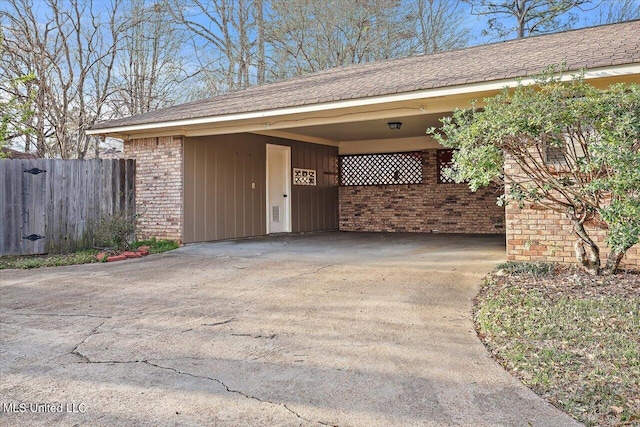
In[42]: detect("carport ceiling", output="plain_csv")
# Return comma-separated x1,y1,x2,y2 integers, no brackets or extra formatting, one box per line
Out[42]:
272,111,447,142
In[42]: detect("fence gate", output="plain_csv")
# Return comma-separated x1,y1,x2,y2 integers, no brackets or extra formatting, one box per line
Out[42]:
0,159,135,256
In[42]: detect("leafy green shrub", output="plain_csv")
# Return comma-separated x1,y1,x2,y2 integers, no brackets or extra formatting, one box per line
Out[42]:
92,209,137,251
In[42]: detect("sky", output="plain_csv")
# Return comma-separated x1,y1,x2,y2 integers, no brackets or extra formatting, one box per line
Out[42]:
460,0,636,45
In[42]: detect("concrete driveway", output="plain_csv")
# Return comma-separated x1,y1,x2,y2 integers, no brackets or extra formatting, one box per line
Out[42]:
0,232,580,426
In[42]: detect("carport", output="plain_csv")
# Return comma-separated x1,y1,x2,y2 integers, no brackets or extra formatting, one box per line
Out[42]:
176,108,506,244
86,22,639,258
87,62,513,244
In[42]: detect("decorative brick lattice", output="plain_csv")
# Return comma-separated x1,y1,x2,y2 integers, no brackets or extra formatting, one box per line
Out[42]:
340,152,423,186
293,168,316,186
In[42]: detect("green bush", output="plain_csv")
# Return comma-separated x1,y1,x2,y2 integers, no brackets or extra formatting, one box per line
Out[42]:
92,210,137,251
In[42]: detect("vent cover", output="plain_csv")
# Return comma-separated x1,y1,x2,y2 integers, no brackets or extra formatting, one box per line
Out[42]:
293,168,316,186
272,206,280,222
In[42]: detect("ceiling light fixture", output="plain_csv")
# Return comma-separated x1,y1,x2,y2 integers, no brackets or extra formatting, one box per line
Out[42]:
388,121,402,130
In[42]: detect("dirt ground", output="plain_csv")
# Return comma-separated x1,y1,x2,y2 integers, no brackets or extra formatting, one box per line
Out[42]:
0,232,581,426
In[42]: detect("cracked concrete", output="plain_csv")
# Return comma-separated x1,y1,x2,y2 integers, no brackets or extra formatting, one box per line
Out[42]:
141,360,313,424
0,232,581,426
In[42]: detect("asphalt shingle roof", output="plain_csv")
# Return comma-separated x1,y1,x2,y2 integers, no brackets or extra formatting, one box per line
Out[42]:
91,20,640,131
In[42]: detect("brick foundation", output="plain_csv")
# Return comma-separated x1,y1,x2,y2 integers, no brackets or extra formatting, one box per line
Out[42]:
339,150,505,234
505,156,639,269
124,136,183,242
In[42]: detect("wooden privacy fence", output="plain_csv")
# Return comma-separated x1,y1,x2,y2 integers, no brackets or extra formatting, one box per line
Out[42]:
1,159,135,256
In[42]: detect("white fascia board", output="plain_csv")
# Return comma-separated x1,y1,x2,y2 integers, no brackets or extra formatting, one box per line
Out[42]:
86,64,640,136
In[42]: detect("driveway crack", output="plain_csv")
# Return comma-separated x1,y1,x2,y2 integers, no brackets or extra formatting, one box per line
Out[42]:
283,264,335,282
201,317,236,327
10,312,111,319
143,360,322,425
70,318,109,362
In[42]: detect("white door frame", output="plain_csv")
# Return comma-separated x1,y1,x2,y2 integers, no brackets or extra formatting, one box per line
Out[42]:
265,143,292,234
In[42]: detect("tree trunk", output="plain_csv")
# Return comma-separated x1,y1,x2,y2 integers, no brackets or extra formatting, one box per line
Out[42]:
255,0,265,85
603,247,627,275
572,221,600,275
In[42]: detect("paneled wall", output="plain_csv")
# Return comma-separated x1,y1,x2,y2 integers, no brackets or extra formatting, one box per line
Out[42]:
183,134,339,243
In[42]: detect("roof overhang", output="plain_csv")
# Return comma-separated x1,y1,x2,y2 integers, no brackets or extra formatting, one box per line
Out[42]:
86,64,640,141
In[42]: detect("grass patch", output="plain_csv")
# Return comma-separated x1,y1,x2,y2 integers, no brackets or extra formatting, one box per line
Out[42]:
130,238,180,254
475,263,640,426
495,260,555,277
0,249,100,269
0,239,179,270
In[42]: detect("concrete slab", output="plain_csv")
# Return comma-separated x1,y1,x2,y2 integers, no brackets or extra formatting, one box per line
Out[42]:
0,232,581,426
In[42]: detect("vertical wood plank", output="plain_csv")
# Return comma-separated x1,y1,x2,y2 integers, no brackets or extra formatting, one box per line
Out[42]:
31,159,46,254
8,161,21,254
127,159,136,213
194,141,206,240
210,141,218,241
0,161,7,256
44,159,54,253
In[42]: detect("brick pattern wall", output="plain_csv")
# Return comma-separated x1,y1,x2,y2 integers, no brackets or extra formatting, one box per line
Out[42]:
339,150,505,234
505,156,639,269
124,136,183,242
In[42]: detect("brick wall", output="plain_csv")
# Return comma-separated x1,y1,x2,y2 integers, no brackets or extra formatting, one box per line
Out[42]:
339,150,505,234
124,136,183,242
505,156,639,269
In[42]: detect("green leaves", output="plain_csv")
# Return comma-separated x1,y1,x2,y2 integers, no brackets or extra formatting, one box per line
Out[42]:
0,72,35,151
588,84,640,252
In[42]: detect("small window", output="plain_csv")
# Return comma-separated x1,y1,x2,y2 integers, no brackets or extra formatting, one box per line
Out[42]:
340,152,423,186
544,144,566,165
437,149,456,184
544,132,589,166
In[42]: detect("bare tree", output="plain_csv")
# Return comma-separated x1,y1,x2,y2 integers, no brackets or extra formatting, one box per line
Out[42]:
110,0,190,118
265,0,409,78
464,0,590,39
255,0,266,84
593,0,640,24
0,34,34,152
0,0,125,158
1,1,56,157
167,0,264,94
408,0,470,54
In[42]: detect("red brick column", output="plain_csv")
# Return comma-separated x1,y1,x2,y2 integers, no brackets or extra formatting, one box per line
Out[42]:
124,136,183,243
504,155,639,269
